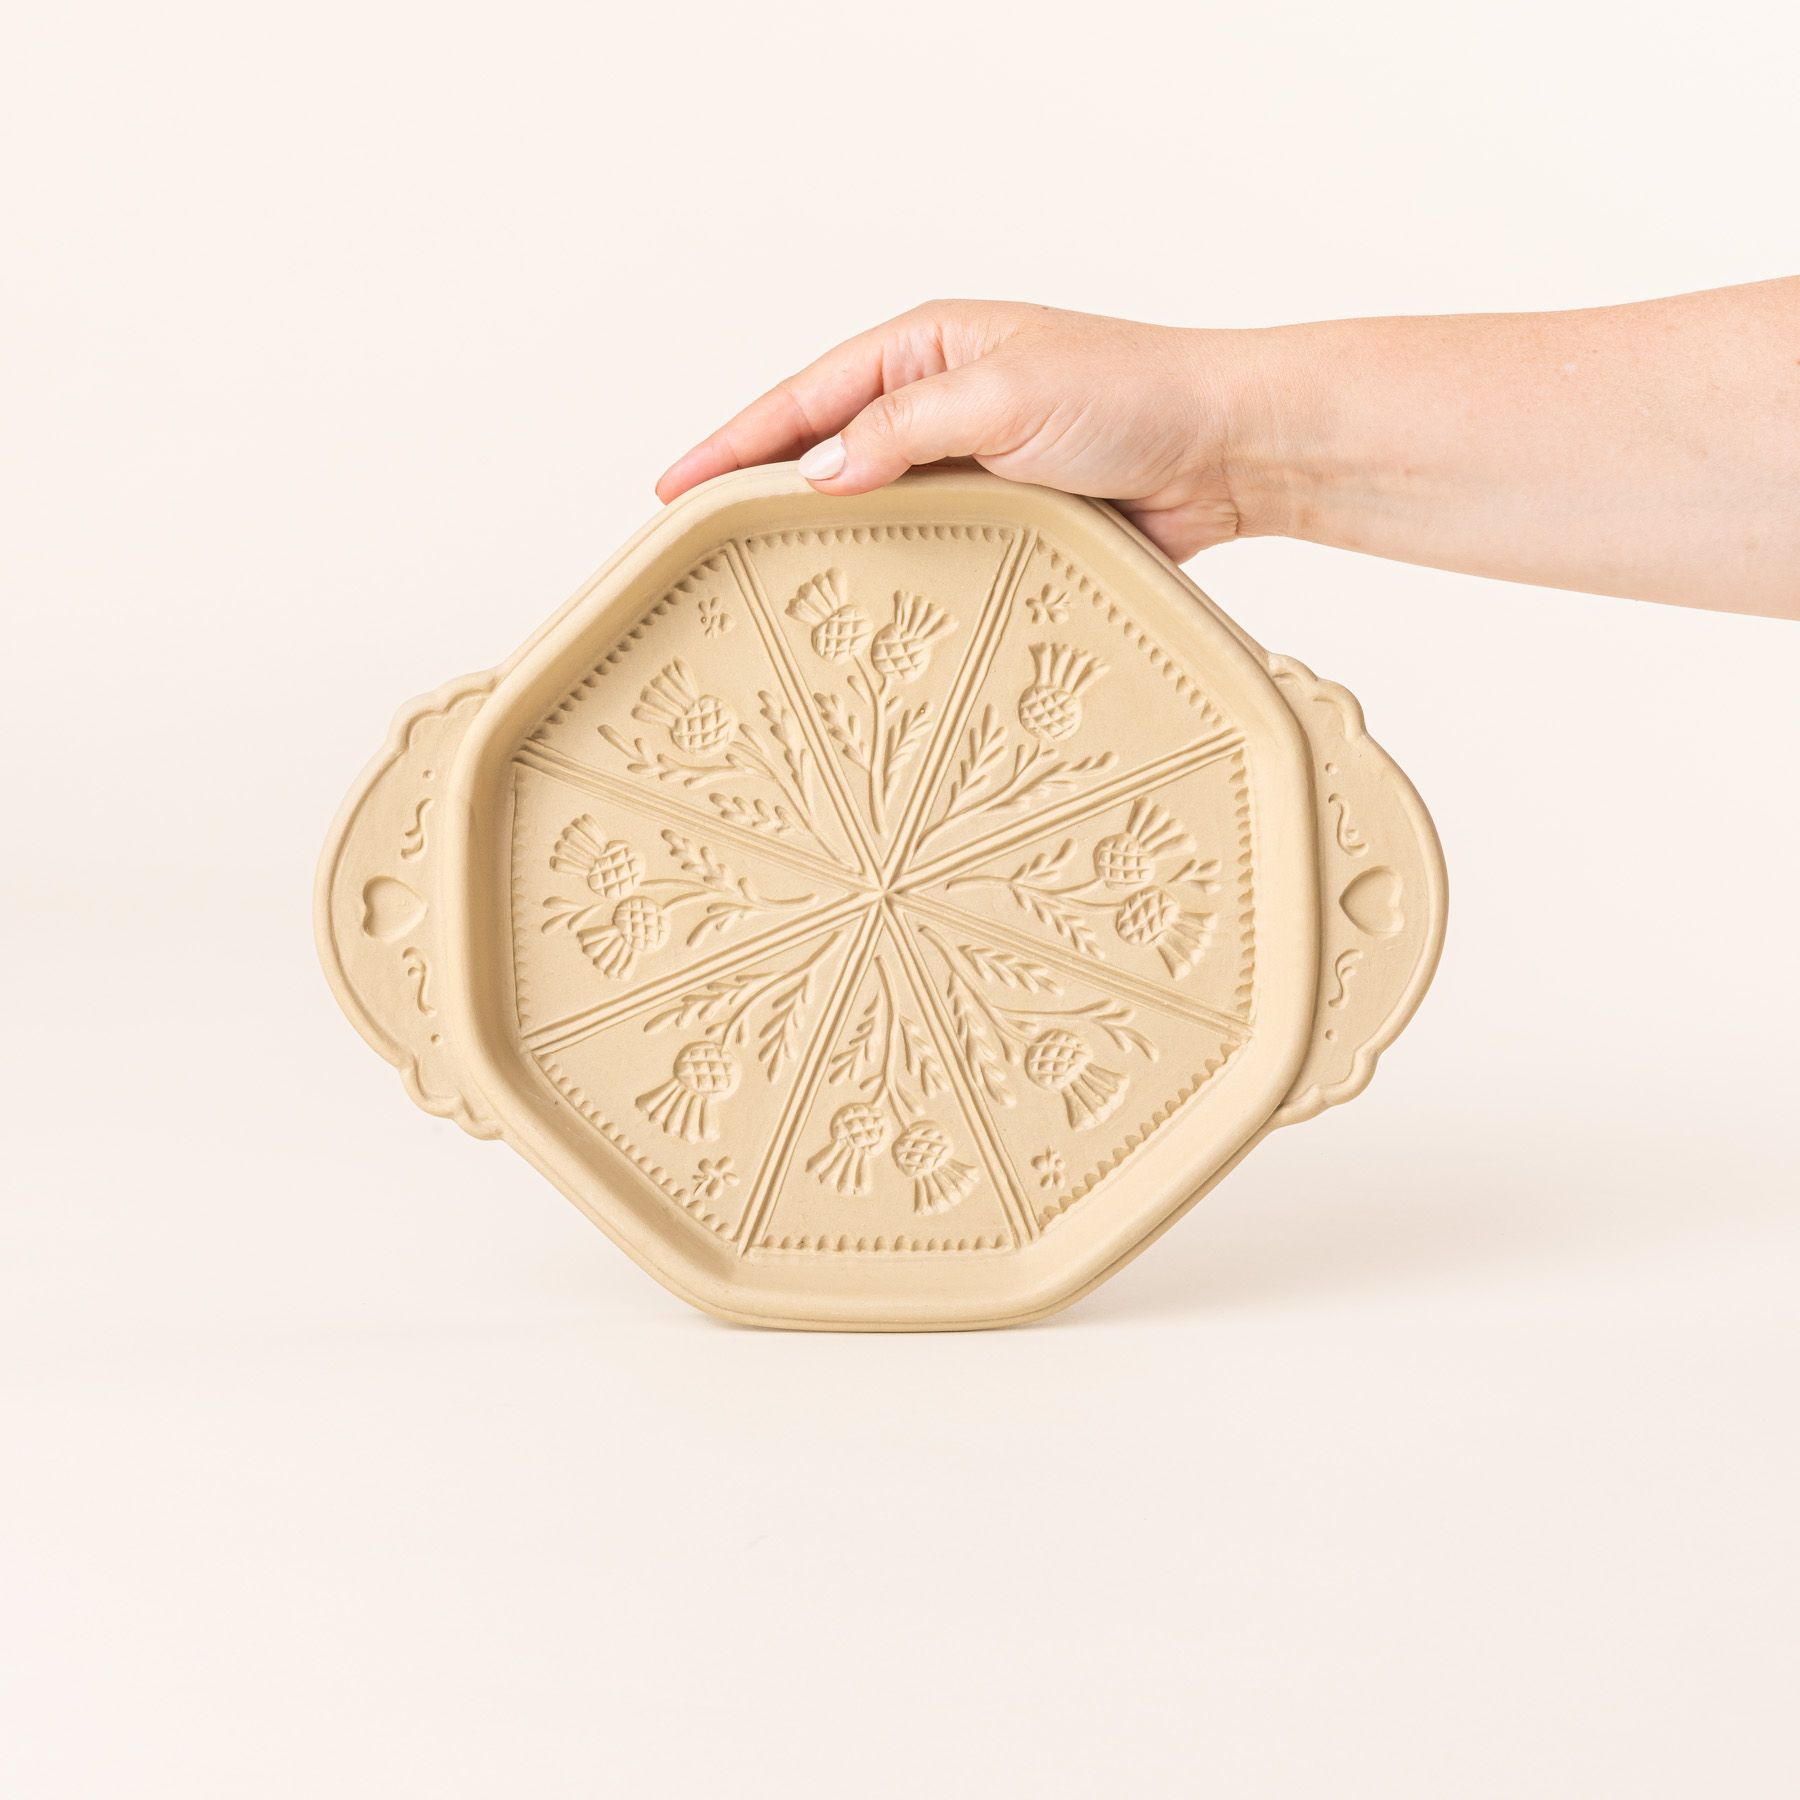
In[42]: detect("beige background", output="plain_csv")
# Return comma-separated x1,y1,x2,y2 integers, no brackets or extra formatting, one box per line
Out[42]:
4,2,1797,1795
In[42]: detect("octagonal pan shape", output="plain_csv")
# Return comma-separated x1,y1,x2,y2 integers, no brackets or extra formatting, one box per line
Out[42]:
318,467,1445,1328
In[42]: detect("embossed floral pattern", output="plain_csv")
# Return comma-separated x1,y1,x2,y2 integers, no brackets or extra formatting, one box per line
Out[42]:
543,815,817,978
522,534,1254,1247
940,799,1222,978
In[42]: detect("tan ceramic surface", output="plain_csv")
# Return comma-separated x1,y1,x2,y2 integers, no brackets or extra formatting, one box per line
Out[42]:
317,467,1446,1329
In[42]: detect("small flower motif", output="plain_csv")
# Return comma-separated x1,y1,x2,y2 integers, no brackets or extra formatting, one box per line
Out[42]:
689,1155,739,1204
1092,800,1191,889
637,1041,741,1142
634,659,737,753
550,816,644,899
869,592,955,681
806,1102,888,1196
1031,1149,1066,1190
1018,643,1107,742
698,596,733,638
890,1120,978,1216
1023,1028,1125,1130
1025,584,1070,626
787,569,871,663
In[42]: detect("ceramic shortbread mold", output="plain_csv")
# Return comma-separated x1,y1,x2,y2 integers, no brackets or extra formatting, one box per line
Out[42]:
317,467,1446,1329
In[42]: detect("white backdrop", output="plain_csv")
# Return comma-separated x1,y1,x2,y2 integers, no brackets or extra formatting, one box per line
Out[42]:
5,3,1797,1795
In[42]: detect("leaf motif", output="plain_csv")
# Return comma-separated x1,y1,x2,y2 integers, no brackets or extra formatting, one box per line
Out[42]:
760,690,812,794
1063,998,1154,1057
948,987,1010,1105
886,703,932,773
757,969,813,1079
541,895,598,934
958,942,1062,994
1170,856,1223,891
710,793,799,836
660,829,735,891
687,902,750,943
815,691,869,769
1010,841,1074,887
897,1012,947,1096
826,995,881,1084
1004,754,1082,808
653,753,719,788
1020,890,1102,958
597,726,656,775
641,972,760,1034
942,707,1007,815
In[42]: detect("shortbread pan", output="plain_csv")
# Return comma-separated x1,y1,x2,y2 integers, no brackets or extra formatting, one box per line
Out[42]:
317,467,1446,1329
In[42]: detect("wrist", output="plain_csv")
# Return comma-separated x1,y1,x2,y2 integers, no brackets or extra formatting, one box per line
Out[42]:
1197,323,1326,542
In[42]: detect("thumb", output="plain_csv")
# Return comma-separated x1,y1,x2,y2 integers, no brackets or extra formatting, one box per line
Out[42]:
796,363,1015,494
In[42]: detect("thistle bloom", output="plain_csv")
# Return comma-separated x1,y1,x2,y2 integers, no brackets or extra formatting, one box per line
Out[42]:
1018,643,1106,742
890,1120,978,1216
634,659,737,753
1092,799,1189,888
637,1040,741,1142
550,815,644,899
869,592,954,681
786,569,871,663
1114,886,1214,977
1023,1028,1125,1129
805,1102,888,1195
574,893,669,978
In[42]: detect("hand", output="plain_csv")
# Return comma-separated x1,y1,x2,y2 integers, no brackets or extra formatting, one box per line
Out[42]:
656,282,1799,618
655,301,1250,561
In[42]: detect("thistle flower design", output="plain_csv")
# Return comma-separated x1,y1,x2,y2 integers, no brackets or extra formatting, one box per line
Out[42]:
805,1102,889,1196
1018,643,1106,742
1022,1028,1126,1129
634,660,737,753
869,592,954,682
573,894,670,978
636,1041,741,1142
890,1120,978,1216
550,816,645,899
523,539,1251,1249
1113,887,1215,977
787,569,871,663
1092,800,1190,889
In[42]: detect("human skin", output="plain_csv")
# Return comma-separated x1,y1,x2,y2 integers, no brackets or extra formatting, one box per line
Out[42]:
656,282,1800,621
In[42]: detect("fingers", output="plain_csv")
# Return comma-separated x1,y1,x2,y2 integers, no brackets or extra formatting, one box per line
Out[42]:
654,307,955,502
796,363,1018,495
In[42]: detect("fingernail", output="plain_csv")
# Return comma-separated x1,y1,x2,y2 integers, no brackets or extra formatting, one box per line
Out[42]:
797,436,847,481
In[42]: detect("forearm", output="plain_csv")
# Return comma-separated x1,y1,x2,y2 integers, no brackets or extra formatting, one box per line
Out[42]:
1218,280,1800,618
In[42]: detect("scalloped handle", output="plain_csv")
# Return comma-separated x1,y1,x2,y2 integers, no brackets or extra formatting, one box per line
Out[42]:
315,674,501,1139
1267,655,1447,1126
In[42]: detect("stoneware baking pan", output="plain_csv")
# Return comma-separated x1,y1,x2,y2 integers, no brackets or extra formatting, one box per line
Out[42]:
317,466,1446,1329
